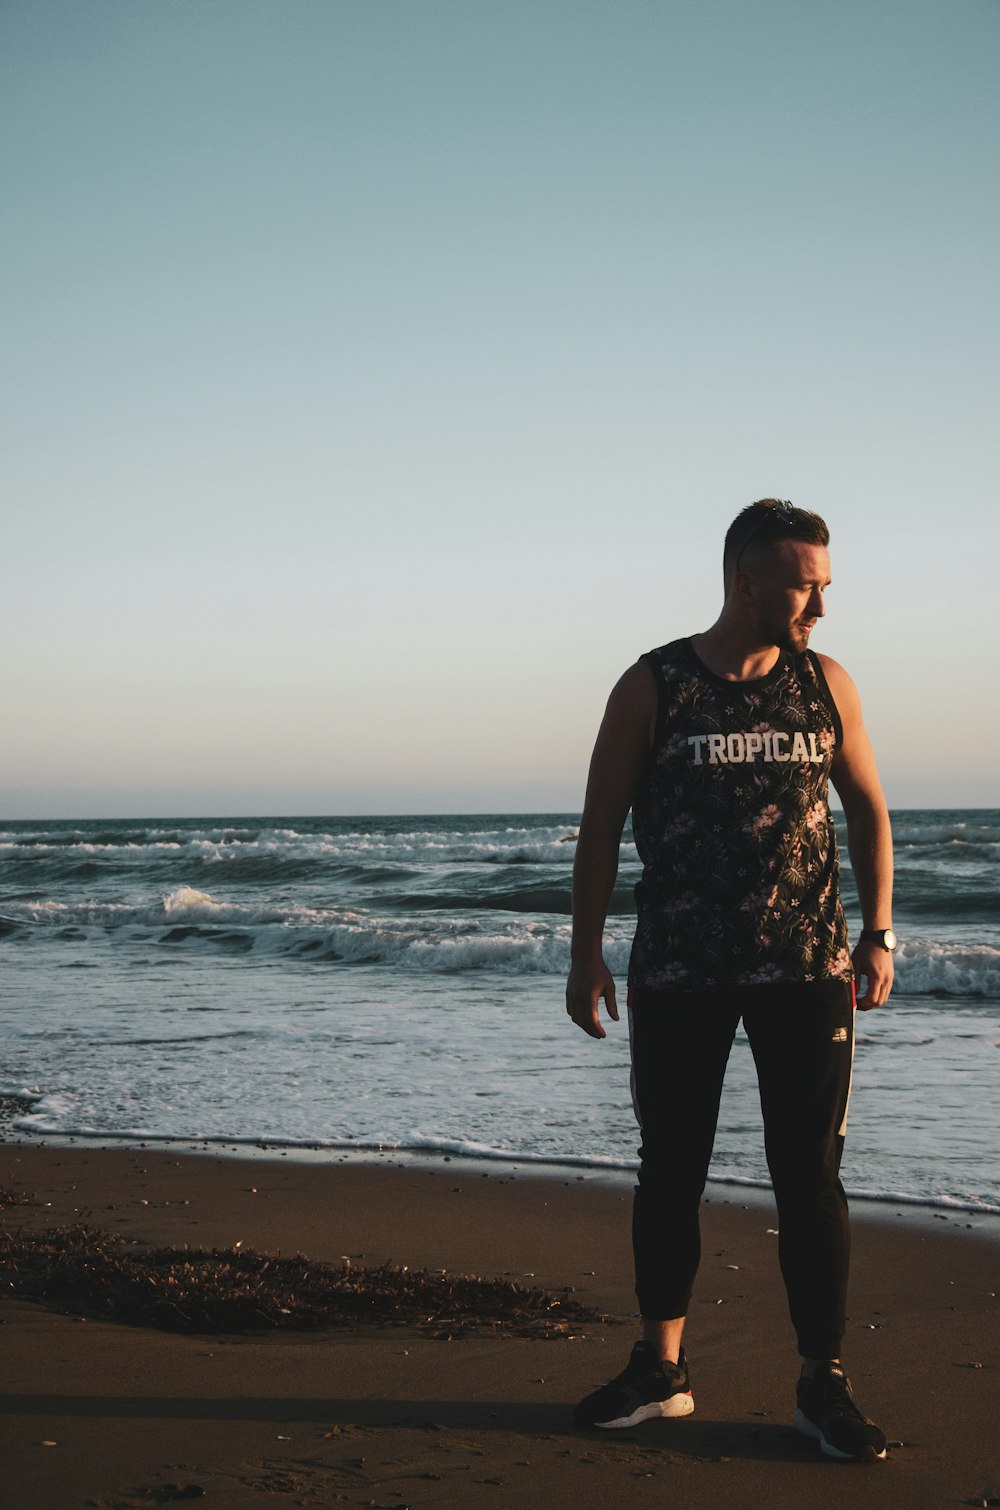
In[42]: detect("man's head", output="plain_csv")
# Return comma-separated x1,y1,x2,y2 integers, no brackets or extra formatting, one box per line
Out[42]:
723,499,830,585
724,500,832,654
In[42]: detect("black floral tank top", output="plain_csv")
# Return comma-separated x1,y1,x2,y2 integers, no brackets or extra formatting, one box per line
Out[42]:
628,638,853,990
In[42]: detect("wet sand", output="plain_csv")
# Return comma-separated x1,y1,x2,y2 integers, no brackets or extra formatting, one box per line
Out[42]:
2,1142,998,1508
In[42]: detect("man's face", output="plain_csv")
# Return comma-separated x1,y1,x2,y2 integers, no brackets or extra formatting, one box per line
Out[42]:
748,540,831,653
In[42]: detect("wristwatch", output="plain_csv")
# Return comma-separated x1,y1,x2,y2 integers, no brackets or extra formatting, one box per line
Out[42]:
860,928,897,951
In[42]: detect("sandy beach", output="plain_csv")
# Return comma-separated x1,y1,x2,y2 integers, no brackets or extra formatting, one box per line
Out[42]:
1,1142,997,1509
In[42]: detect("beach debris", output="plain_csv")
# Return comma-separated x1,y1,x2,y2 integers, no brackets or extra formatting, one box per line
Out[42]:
0,1224,613,1338
0,1185,36,1209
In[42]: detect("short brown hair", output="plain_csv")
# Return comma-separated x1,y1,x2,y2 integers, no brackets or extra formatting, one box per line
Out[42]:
724,499,829,580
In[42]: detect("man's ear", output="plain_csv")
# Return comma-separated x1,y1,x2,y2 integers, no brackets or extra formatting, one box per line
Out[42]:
730,567,756,607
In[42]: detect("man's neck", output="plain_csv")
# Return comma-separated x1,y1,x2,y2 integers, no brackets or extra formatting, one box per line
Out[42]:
690,624,782,683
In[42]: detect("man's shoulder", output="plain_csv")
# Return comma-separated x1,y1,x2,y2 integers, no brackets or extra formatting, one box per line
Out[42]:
628,640,694,699
641,638,690,669
806,653,863,746
810,652,857,698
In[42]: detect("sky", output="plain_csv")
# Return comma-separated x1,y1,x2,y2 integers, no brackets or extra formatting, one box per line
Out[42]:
3,0,998,817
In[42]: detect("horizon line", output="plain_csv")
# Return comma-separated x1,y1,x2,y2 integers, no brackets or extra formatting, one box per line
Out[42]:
2,804,994,824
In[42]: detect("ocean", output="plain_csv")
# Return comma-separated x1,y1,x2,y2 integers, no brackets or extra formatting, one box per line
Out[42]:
1,811,998,1216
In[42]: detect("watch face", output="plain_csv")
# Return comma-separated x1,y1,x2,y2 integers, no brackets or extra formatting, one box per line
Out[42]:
884,929,897,951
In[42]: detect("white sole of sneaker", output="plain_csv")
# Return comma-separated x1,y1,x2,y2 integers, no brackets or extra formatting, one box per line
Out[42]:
595,1391,695,1429
793,1409,886,1461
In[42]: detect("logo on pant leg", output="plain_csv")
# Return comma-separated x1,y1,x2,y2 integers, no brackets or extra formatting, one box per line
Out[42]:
831,1027,848,1043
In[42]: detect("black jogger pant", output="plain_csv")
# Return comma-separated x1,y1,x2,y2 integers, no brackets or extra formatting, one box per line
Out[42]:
629,980,855,1360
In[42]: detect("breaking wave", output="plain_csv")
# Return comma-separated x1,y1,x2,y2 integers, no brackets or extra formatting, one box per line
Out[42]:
0,889,996,994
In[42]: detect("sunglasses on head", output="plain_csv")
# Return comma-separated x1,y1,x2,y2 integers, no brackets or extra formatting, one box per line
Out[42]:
734,502,796,571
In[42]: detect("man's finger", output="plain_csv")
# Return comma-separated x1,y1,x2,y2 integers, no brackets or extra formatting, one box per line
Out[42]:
856,976,891,1010
579,995,606,1039
566,989,606,1038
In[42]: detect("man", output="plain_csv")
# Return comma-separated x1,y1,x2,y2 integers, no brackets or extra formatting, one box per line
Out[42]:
565,500,894,1462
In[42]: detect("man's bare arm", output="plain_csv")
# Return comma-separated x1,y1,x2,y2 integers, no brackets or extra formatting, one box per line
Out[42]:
566,662,656,1039
821,654,894,1010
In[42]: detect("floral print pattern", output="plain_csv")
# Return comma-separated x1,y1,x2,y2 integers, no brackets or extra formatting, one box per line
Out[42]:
628,639,853,989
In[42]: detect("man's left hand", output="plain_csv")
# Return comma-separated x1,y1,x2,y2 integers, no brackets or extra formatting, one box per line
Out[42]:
852,941,894,1010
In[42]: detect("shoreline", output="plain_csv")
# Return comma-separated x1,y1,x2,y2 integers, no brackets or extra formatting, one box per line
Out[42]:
3,1092,999,1239
3,1141,999,1508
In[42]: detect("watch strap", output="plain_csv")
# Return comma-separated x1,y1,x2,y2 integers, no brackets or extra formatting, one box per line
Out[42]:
860,928,896,950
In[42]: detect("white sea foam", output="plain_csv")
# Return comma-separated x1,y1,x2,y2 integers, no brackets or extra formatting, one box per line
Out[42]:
0,822,607,867
4,810,998,1224
6,888,633,973
6,1102,998,1217
4,812,996,859
890,820,1000,849
894,939,1000,998
12,1089,83,1132
5,890,1000,992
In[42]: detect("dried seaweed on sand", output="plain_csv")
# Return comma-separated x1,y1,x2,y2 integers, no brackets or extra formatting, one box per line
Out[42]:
0,1225,612,1338
0,1185,36,1210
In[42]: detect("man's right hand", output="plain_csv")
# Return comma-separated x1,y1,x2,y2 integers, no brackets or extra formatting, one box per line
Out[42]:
565,661,652,1042
565,959,620,1039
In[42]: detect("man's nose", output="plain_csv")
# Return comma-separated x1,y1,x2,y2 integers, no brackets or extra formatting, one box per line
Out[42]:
809,587,826,618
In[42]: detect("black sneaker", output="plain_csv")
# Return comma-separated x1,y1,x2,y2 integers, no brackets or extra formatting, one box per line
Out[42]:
574,1341,694,1429
794,1362,887,1461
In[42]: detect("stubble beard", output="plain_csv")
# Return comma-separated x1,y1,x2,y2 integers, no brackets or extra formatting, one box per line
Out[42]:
789,622,814,652
772,619,814,655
